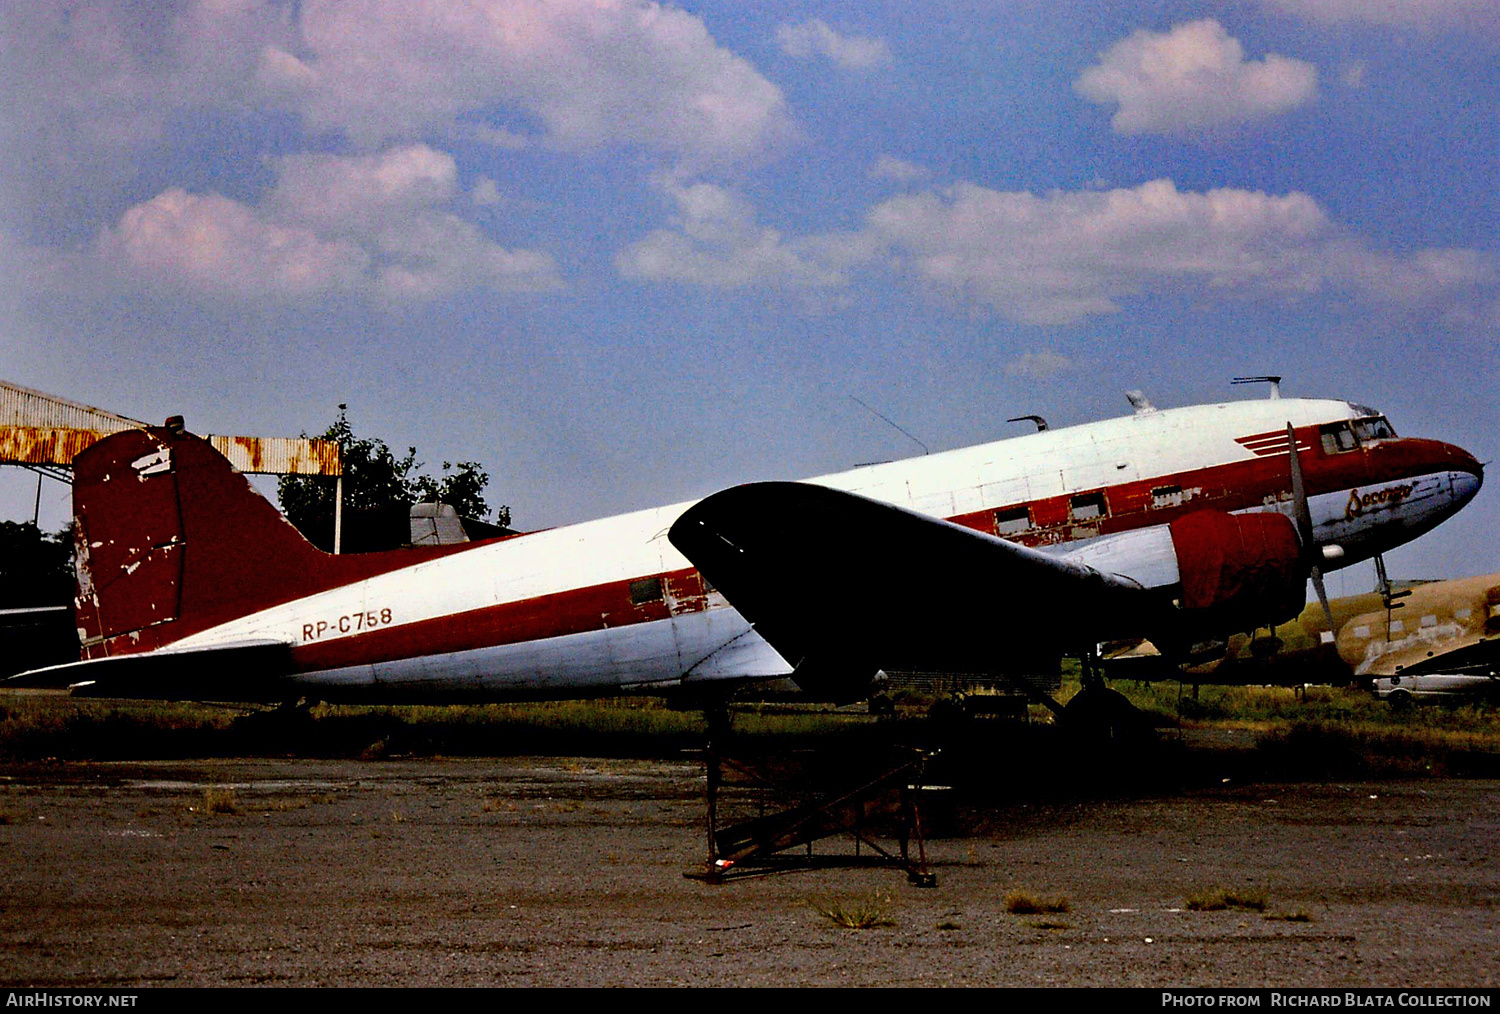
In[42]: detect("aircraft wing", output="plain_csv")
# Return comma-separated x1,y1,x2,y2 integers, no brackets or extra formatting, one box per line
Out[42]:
1364,632,1500,677
8,639,296,700
667,481,1158,695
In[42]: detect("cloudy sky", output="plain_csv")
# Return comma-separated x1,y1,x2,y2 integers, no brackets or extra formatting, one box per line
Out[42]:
2,0,1496,590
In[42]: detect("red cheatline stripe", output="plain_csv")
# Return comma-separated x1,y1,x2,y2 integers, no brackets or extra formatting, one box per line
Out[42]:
273,435,1469,669
290,567,713,672
1235,431,1311,457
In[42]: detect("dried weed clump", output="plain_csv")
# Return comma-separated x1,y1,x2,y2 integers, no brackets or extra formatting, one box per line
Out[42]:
811,897,896,930
1004,891,1071,915
1185,887,1267,912
197,787,240,815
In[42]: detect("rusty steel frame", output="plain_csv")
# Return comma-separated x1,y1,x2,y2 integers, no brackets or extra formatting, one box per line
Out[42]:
0,425,342,478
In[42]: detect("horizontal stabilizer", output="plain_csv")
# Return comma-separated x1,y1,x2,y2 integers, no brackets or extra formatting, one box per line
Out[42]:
8,639,296,700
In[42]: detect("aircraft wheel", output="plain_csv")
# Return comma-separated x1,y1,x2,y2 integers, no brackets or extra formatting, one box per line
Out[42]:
1387,689,1414,712
1062,685,1152,743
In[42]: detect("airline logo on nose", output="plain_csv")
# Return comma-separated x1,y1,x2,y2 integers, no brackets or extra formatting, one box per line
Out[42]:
1345,482,1417,519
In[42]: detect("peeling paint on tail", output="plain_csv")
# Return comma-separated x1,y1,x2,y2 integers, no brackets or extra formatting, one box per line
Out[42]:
69,426,481,660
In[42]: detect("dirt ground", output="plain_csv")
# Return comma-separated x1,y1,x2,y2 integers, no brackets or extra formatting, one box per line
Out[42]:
0,756,1495,988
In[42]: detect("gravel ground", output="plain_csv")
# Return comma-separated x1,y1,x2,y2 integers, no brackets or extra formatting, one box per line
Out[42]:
0,757,1495,988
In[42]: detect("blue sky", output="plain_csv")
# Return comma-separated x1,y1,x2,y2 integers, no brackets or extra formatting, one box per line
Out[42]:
2,0,1496,592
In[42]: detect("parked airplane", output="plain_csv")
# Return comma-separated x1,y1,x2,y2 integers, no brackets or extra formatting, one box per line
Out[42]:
1103,568,1500,686
1336,570,1499,677
10,391,1483,711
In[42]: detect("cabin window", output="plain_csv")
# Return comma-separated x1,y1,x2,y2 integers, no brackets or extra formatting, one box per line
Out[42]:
630,576,663,605
1070,492,1106,521
1352,416,1396,442
994,506,1031,535
1150,485,1183,509
1320,422,1358,455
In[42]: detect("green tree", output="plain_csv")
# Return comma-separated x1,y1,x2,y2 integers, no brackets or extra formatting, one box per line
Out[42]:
409,461,493,522
0,521,76,675
277,408,509,552
0,521,73,608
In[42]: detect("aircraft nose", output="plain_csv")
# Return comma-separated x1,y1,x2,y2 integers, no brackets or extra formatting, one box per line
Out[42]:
1448,443,1484,480
1442,442,1483,503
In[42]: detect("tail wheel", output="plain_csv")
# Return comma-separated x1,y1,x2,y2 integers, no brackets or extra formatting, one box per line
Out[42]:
1387,689,1414,711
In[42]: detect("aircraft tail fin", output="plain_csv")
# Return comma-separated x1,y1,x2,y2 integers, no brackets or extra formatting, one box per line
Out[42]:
69,423,451,660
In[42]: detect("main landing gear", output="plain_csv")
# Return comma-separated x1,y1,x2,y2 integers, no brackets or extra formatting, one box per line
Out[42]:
1048,650,1152,744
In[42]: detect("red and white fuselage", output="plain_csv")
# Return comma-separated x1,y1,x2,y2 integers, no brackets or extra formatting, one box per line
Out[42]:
123,395,1478,702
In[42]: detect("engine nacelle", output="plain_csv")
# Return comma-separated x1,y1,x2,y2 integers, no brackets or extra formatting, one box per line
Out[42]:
1168,509,1306,631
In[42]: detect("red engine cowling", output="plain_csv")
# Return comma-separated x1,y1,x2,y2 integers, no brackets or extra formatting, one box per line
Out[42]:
1168,510,1306,630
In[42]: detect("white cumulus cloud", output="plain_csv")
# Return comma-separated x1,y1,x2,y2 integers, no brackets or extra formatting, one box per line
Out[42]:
617,179,860,288
612,175,1497,324
295,0,793,163
4,0,793,209
268,145,461,230
1075,19,1317,135
775,19,891,69
99,145,563,302
98,190,371,300
863,178,1495,325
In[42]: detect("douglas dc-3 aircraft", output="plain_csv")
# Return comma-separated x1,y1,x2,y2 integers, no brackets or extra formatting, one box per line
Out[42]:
11,388,1483,712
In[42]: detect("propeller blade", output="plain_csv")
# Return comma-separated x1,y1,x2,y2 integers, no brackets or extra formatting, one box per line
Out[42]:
1310,565,1334,629
1286,423,1315,550
1287,423,1333,627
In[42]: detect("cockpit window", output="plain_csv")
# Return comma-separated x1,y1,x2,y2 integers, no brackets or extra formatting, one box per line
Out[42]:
1320,422,1358,455
1352,416,1396,442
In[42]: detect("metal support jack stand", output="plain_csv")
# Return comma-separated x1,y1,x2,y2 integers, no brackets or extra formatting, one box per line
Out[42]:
686,720,937,887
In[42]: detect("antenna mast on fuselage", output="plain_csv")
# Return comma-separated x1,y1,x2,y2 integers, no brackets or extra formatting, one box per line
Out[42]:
1231,375,1283,399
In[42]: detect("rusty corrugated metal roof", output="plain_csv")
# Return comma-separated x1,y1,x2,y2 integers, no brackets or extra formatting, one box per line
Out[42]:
0,380,340,475
0,380,143,432
206,435,341,476
0,426,118,466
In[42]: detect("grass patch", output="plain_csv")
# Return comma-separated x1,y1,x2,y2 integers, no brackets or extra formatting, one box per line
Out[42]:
1253,720,1500,778
0,692,879,761
811,898,896,930
1005,890,1070,915
1030,673,1500,782
0,695,238,761
196,787,239,815
5,675,1499,783
1185,887,1267,912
